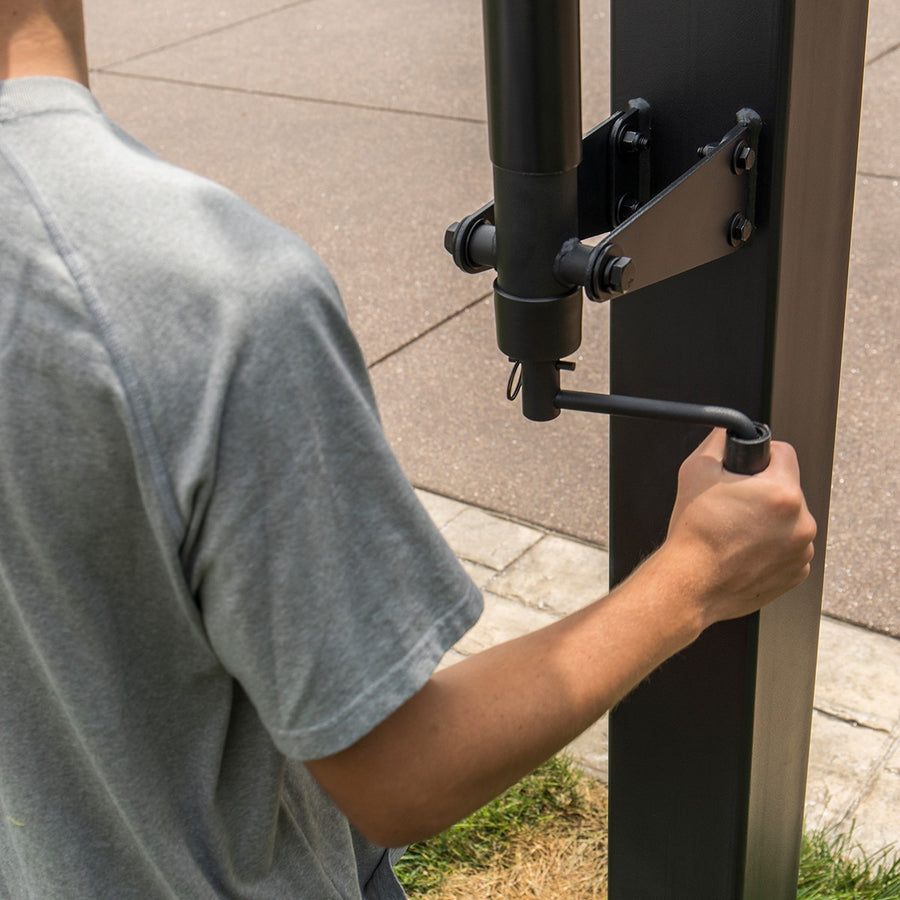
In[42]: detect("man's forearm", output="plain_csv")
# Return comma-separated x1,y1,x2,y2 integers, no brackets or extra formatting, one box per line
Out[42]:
306,546,703,848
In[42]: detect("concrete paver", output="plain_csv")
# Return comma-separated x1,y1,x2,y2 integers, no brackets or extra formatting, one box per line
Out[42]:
866,0,900,64
440,507,543,571
814,618,900,734
804,711,893,833
851,750,900,862
414,490,468,529
458,560,497,591
489,535,610,615
825,175,900,635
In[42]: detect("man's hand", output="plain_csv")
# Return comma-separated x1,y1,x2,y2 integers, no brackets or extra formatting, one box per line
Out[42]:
658,428,817,629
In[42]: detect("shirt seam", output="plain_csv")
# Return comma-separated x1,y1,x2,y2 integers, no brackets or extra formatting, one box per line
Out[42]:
0,106,102,124
0,136,186,541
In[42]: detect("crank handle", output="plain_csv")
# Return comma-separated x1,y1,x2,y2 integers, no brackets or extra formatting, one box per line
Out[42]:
724,423,771,475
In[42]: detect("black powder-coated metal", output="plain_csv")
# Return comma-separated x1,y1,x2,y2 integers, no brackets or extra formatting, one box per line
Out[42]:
554,390,769,473
583,112,760,301
481,0,585,421
723,423,772,476
555,390,757,439
607,1,867,897
482,0,581,175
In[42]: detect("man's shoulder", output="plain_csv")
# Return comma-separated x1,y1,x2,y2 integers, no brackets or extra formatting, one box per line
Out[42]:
1,80,339,332
2,80,361,501
57,109,345,359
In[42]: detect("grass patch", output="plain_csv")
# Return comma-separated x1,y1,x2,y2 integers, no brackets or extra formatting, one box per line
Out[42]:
798,829,900,899
395,756,607,899
396,756,900,900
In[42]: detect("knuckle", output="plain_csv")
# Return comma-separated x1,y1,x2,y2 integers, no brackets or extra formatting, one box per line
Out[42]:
805,516,818,544
769,483,806,518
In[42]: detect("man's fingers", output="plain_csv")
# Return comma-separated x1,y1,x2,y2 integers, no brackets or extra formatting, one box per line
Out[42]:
764,439,801,481
694,427,727,459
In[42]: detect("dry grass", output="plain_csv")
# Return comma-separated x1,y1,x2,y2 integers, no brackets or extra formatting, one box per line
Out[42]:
419,779,609,900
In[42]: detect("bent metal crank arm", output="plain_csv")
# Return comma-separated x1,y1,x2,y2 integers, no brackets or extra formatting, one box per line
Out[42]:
554,389,772,475
505,360,772,476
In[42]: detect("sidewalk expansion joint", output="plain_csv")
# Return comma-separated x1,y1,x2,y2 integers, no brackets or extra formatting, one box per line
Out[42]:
93,71,488,128
867,40,900,66
813,706,891,735
837,730,900,832
92,1,317,71
368,292,492,370
857,170,900,185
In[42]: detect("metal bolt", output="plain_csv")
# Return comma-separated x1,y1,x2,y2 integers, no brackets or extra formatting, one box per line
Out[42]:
729,214,753,247
444,221,460,254
603,256,636,293
616,195,641,222
732,141,756,173
620,130,650,153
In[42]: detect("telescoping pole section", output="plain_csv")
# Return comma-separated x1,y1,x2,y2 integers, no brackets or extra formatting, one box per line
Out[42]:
482,0,583,422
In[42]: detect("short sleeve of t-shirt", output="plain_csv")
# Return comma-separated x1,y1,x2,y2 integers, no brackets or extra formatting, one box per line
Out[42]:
182,246,482,761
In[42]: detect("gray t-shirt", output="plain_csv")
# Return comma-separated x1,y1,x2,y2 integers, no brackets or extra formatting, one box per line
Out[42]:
0,77,482,898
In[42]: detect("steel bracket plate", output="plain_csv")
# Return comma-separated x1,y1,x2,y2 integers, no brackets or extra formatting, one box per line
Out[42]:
446,104,761,303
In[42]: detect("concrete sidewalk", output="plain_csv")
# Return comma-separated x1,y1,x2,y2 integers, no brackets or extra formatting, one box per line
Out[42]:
418,488,900,863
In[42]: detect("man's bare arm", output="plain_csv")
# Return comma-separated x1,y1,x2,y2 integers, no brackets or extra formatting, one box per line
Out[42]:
306,430,816,848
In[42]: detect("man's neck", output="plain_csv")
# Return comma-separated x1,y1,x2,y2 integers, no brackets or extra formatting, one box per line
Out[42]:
1,3,89,87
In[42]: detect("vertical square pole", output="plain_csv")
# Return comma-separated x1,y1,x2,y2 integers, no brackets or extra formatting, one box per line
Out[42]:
607,1,868,897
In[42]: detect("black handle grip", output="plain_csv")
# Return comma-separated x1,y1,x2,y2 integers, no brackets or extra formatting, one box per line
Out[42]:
724,423,772,474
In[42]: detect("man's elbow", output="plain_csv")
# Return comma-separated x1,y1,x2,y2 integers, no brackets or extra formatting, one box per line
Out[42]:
304,760,449,848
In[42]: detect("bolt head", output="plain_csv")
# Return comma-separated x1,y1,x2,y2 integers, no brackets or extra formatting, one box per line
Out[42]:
733,142,756,173
616,195,640,223
605,256,636,293
729,214,753,246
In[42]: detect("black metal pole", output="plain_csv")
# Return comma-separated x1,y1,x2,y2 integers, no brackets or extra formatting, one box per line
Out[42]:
606,1,868,897
460,2,864,893
482,0,583,422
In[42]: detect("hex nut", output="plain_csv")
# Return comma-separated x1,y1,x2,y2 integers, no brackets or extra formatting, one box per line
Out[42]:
621,130,650,153
444,221,460,254
729,214,753,247
604,256,636,293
